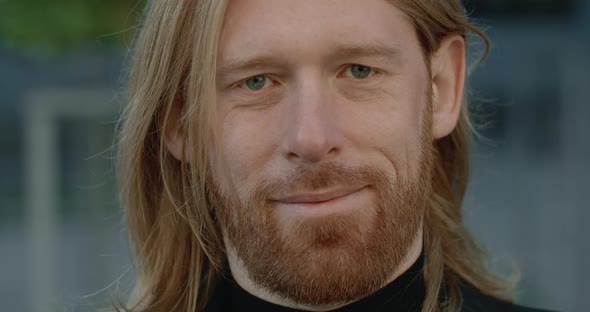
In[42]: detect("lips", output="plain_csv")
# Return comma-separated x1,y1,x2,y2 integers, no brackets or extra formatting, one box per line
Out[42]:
273,187,365,204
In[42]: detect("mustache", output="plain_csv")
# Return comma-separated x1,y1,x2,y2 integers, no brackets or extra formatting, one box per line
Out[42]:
251,162,387,202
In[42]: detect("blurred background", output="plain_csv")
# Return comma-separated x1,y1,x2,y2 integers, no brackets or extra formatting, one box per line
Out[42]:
0,0,588,311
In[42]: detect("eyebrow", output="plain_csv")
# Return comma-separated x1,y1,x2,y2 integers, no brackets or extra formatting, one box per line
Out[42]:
327,42,401,60
217,42,401,78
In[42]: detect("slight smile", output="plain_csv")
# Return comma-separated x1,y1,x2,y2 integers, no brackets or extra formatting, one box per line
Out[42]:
271,186,369,218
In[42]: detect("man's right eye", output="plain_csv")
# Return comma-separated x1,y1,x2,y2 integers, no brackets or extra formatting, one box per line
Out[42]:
240,75,271,91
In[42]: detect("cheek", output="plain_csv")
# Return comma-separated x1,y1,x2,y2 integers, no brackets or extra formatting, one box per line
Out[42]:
215,108,278,196
338,80,426,180
362,112,421,180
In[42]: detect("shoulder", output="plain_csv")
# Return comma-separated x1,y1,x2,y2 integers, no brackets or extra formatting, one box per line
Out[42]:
460,282,555,312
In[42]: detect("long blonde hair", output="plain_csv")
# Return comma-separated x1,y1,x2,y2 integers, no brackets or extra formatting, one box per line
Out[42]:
118,1,514,311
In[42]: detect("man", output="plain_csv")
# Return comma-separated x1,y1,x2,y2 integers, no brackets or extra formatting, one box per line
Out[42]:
117,0,550,311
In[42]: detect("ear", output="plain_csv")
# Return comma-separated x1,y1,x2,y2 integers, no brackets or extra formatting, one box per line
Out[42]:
164,98,187,162
430,34,466,139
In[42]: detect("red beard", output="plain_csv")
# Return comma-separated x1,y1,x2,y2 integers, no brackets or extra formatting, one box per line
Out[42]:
209,145,433,306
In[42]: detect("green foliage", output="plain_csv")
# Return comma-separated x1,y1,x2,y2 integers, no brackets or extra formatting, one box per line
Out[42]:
0,0,146,52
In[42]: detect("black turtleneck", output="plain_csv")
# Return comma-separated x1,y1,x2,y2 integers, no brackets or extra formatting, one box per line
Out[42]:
206,255,425,312
203,253,554,312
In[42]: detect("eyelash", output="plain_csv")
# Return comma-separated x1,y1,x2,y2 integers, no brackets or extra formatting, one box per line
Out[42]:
339,64,378,79
237,75,276,91
235,64,380,92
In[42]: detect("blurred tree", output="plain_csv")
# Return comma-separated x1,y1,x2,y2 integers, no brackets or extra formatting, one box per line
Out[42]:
0,0,146,52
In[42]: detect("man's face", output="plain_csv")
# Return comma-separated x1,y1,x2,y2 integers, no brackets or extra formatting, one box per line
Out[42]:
210,0,434,306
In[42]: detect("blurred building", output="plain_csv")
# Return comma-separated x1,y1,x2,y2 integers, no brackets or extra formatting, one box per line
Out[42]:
464,1,590,311
0,1,588,311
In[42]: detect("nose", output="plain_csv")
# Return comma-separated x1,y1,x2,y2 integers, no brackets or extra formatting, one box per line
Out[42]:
281,77,342,164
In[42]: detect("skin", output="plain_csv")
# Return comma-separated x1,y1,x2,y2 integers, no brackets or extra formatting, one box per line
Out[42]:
166,0,465,310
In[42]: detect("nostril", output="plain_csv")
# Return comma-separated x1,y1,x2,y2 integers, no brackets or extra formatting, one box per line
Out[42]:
285,145,340,163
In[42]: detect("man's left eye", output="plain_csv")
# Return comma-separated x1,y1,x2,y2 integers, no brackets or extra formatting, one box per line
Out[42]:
240,75,272,91
343,64,375,79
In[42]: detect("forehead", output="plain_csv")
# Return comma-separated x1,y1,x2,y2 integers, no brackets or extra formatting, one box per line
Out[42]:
219,0,418,64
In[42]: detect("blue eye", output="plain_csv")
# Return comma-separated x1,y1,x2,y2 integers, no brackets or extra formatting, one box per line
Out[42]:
241,75,269,90
345,64,374,79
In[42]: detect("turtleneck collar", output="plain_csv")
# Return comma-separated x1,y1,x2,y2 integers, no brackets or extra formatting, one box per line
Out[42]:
208,253,425,312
